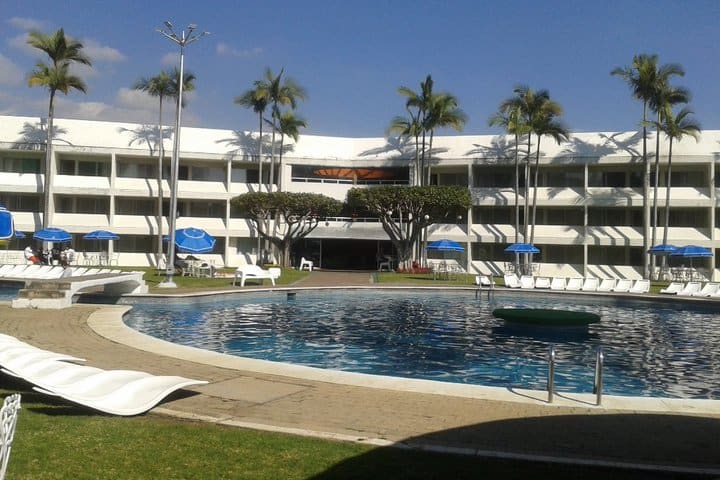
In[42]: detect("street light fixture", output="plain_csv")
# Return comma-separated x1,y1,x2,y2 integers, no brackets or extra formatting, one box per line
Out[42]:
156,21,208,288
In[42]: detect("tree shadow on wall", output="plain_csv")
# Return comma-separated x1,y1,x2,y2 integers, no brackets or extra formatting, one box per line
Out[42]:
118,124,173,157
12,119,70,150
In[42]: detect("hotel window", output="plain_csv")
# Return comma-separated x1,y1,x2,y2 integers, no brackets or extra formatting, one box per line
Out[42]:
538,208,583,226
542,167,583,187
588,207,642,227
588,246,642,266
0,194,40,212
472,206,514,224
186,201,225,218
117,161,156,179
55,196,109,214
115,198,155,216
0,156,41,174
473,166,519,188
117,235,154,253
542,245,583,264
190,165,225,182
670,170,706,187
588,168,641,188
58,158,109,176
666,208,708,228
231,167,259,183
471,243,508,262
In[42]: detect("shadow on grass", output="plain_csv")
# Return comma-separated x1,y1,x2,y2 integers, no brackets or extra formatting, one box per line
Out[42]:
309,413,720,479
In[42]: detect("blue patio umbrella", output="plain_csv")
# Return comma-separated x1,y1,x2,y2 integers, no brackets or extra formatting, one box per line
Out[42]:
33,227,71,243
0,208,13,240
14,231,26,239
83,230,120,241
174,227,215,254
648,244,678,255
670,245,713,269
504,243,540,254
426,239,465,252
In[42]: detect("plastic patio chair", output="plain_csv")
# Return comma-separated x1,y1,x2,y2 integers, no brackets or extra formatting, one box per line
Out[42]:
0,393,21,480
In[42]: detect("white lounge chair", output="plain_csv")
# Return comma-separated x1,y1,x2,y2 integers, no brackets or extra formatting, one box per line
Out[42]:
613,279,633,292
519,275,535,289
660,282,684,294
566,278,583,291
596,279,616,292
0,393,21,480
677,282,701,296
503,273,521,288
691,282,719,297
534,277,551,289
474,275,492,287
299,257,313,271
233,265,277,287
629,279,650,294
581,278,599,292
550,277,566,290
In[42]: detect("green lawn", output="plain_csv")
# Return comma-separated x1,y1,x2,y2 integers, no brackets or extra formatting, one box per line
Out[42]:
120,267,310,291
0,384,678,480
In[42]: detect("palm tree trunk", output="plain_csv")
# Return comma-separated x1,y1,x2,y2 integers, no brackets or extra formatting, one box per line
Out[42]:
661,138,674,271
278,134,285,191
514,132,519,244
414,134,420,186
156,95,165,265
258,112,264,191
426,130,434,185
651,120,661,278
524,136,531,242
641,101,650,279
530,136,542,245
43,90,56,229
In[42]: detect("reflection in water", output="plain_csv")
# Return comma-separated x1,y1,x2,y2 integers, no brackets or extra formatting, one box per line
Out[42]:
124,291,720,399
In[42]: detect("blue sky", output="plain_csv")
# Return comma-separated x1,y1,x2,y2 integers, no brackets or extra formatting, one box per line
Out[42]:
1,0,719,138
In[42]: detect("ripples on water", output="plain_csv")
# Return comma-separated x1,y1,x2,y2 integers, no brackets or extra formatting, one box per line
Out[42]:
123,290,720,399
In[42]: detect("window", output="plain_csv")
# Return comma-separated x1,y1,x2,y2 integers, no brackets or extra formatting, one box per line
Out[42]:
186,201,225,218
118,161,154,179
57,158,109,177
472,207,515,224
542,245,582,264
537,208,583,226
588,168,641,188
473,166,519,188
115,197,156,216
190,165,225,182
0,156,41,174
117,235,154,253
588,207,642,227
0,194,40,212
542,167,583,187
55,196,109,214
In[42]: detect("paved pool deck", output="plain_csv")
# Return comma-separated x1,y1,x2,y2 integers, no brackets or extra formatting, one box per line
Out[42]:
1,270,718,475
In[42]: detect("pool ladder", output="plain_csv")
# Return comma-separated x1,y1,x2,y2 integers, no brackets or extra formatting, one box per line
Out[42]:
547,345,604,406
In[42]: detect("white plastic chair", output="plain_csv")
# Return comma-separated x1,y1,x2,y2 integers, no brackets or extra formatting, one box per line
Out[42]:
566,278,583,291
519,275,535,289
534,277,551,289
596,278,616,292
299,257,313,271
613,279,633,293
692,282,719,297
677,282,702,296
660,282,684,294
550,277,566,290
503,273,520,288
0,394,21,480
581,278,599,292
628,279,650,294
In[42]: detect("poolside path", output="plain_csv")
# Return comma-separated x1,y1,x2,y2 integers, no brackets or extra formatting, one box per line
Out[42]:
1,270,718,475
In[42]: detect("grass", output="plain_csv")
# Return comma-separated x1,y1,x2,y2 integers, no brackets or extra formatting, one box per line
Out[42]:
0,384,681,480
119,267,310,292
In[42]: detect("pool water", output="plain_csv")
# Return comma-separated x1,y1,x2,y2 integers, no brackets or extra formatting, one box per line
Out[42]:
0,285,20,301
123,290,720,399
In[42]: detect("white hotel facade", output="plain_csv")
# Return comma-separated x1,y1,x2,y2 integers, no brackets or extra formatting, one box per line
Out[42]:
0,114,718,280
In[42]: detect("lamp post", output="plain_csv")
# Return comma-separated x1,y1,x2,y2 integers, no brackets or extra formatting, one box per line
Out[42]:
156,21,208,288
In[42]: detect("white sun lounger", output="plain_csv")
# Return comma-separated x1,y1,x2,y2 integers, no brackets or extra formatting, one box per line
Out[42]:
534,277,551,289
550,277,566,290
677,282,702,296
566,278,583,291
33,370,153,398
519,275,535,289
581,278,599,292
628,279,650,294
691,282,719,297
0,265,16,276
503,273,521,288
1,358,102,386
233,265,277,287
660,282,684,294
474,275,493,287
35,375,208,416
612,279,633,292
596,279,616,292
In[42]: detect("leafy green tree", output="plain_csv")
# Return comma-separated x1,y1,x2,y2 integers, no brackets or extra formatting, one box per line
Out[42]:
657,108,701,264
346,186,471,268
232,192,342,266
275,111,307,191
489,98,529,244
612,54,683,278
235,83,269,190
27,28,91,228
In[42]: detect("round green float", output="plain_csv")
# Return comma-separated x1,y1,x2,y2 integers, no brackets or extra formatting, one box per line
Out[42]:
492,308,600,326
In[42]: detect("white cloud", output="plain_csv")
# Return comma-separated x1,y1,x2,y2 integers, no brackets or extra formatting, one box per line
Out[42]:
161,52,179,66
83,39,126,63
215,42,262,58
0,54,23,86
7,17,46,31
7,33,36,56
116,88,156,110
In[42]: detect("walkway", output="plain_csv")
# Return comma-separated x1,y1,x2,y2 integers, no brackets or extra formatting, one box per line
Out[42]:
0,270,718,475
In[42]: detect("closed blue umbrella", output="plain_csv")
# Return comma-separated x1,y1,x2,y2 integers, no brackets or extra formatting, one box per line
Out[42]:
33,227,71,243
174,227,215,254
426,239,464,252
504,243,540,254
83,230,120,241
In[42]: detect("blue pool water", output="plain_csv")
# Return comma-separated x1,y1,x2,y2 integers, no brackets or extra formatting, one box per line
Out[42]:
0,285,19,301
123,290,720,399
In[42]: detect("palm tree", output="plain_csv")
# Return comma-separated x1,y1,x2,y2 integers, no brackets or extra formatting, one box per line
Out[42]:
274,111,307,191
133,71,173,262
424,92,467,184
658,108,701,267
235,85,269,190
255,68,307,191
489,100,528,244
397,75,434,185
27,28,91,228
611,54,683,278
387,111,422,185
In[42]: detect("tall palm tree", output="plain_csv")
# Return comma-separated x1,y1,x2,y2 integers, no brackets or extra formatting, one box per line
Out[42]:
611,54,683,278
387,111,422,185
398,75,434,185
658,108,701,263
27,28,91,228
235,85,269,191
133,71,173,262
649,83,688,255
255,68,307,191
274,111,307,191
424,92,467,184
489,100,528,244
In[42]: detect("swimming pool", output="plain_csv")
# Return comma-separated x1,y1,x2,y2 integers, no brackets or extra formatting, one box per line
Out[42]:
123,289,720,399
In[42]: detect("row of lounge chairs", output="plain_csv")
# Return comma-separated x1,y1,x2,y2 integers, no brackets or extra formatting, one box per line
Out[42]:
0,333,207,416
660,281,720,297
0,264,121,280
503,274,651,294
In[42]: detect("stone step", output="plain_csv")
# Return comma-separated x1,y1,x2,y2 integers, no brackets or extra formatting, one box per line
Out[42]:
25,281,72,290
17,289,69,299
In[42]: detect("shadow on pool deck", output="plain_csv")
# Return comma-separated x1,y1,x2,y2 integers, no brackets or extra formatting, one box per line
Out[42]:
0,270,719,476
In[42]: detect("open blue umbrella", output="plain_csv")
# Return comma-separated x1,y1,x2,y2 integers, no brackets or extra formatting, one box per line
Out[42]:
670,245,713,258
174,227,215,254
504,243,540,254
426,239,464,252
0,208,13,240
83,230,120,241
33,227,71,243
648,244,677,255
